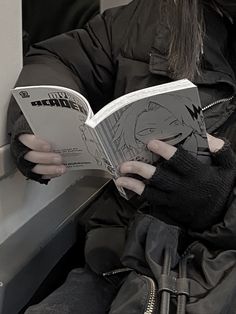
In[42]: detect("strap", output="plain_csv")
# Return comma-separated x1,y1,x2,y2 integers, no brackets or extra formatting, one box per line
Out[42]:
158,274,190,297
158,274,177,294
176,278,190,297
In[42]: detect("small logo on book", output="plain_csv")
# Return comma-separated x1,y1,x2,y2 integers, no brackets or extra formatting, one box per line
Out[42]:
19,91,30,98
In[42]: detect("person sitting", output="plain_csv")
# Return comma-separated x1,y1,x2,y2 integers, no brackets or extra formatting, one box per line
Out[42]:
7,0,236,313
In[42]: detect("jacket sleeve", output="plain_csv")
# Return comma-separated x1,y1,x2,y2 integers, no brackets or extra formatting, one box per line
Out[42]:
8,11,116,132
7,11,116,181
189,186,236,250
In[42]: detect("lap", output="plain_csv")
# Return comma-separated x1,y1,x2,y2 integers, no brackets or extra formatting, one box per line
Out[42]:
25,267,118,314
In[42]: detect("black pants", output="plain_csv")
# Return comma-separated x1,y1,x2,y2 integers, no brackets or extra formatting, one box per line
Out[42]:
25,267,121,314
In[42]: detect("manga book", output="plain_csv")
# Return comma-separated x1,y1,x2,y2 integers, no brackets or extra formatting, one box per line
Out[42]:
12,79,210,199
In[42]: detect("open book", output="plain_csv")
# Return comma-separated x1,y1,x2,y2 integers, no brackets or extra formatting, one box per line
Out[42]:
12,79,210,199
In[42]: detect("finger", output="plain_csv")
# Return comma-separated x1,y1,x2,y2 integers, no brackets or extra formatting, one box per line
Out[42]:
119,161,156,179
207,134,235,168
42,174,63,179
32,164,67,176
19,134,51,152
24,151,63,165
207,133,224,153
147,140,177,160
115,177,145,195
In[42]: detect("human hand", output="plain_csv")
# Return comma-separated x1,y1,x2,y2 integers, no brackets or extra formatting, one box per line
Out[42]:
116,134,224,195
116,134,236,230
18,134,66,180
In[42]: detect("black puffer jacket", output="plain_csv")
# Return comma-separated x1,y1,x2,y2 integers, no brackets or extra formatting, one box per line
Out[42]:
8,0,236,144
7,1,236,312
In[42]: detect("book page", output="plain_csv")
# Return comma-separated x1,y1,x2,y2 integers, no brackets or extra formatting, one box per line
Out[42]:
94,85,210,176
12,85,108,171
87,79,196,127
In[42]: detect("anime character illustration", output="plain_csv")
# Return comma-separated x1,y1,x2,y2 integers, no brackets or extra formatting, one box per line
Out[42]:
79,124,104,167
112,93,209,163
79,124,117,175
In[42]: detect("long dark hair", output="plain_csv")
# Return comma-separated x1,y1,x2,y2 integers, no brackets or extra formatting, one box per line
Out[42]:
161,0,205,80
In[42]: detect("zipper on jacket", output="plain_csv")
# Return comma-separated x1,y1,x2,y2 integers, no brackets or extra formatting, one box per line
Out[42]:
143,275,158,314
102,267,132,277
202,95,234,112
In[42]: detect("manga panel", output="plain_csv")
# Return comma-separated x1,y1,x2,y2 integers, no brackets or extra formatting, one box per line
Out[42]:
95,86,210,172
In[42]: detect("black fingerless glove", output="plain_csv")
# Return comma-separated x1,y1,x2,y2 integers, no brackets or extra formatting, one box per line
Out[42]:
142,142,236,231
10,115,49,184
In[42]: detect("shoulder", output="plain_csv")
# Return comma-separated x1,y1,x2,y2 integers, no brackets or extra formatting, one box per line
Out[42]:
87,0,141,37
89,0,159,59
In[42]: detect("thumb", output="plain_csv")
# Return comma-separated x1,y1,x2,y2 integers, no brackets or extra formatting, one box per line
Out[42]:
207,133,224,153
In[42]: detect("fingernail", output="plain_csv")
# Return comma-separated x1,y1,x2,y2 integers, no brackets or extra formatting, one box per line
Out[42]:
119,162,129,174
148,140,158,149
118,164,124,174
115,178,122,186
57,167,66,175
